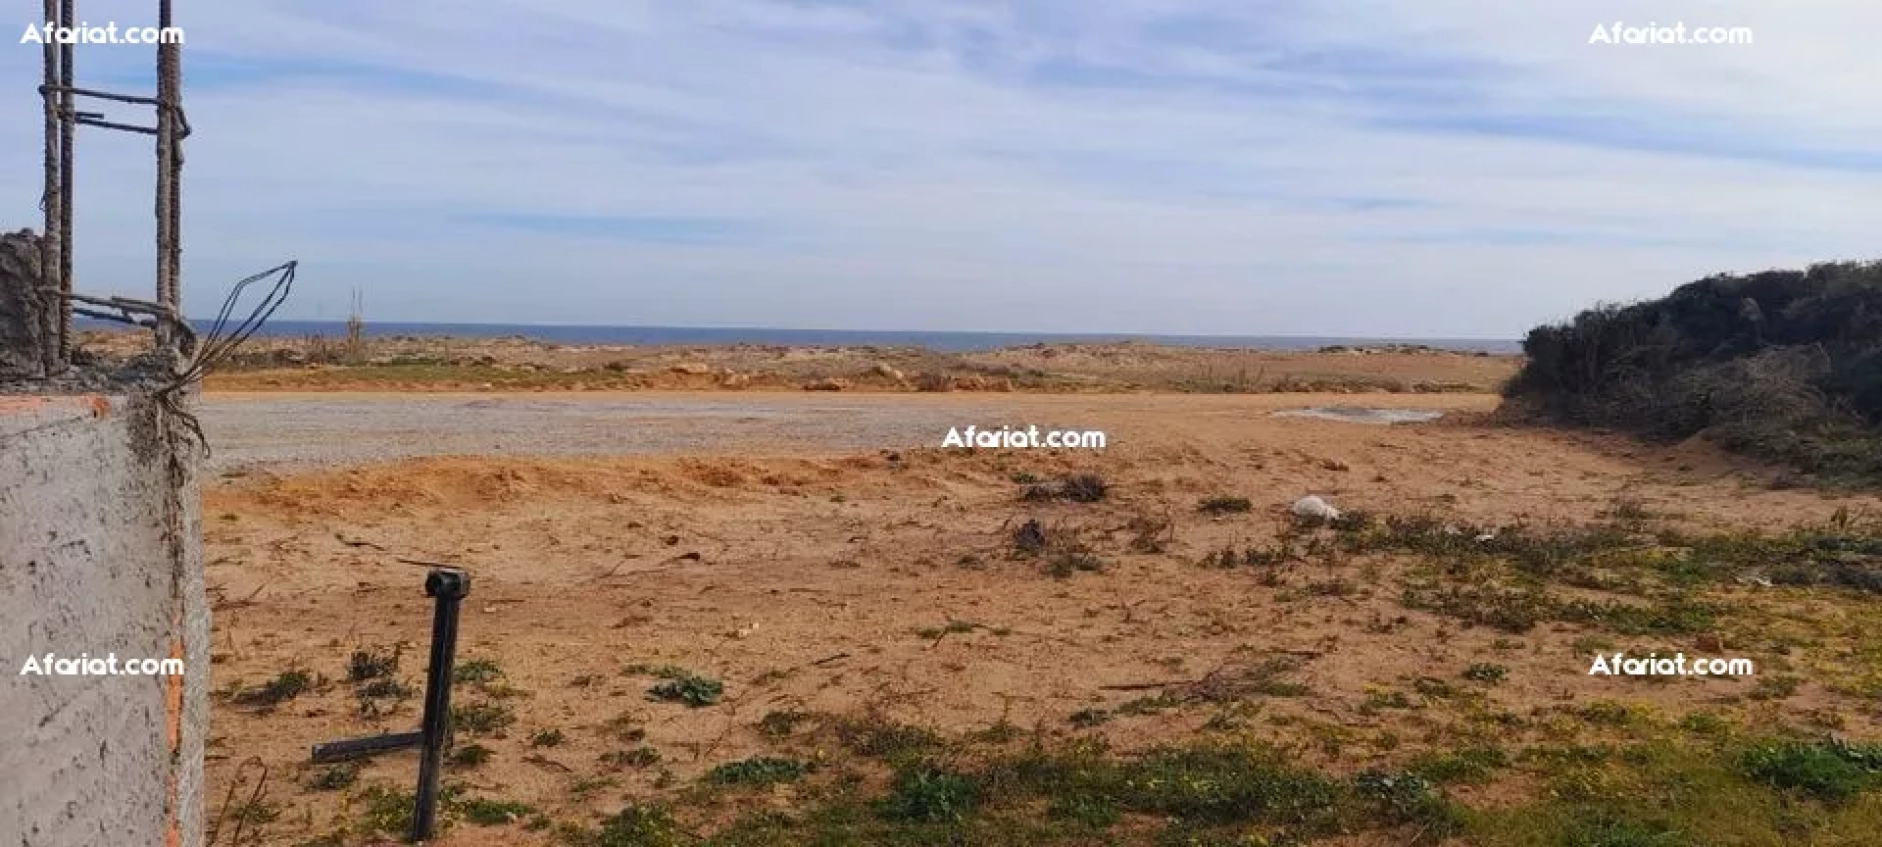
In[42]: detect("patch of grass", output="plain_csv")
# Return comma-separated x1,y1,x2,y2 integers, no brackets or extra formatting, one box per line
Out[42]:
1328,509,1376,532
1576,700,1640,727
600,746,662,770
1363,689,1416,711
1353,769,1463,834
650,736,1479,843
459,797,534,826
1552,814,1688,847
233,669,315,708
449,742,493,768
878,766,982,823
836,717,943,764
1105,746,1358,833
1197,495,1253,515
915,619,982,639
307,763,359,791
599,712,646,743
1749,674,1803,701
1203,539,1297,569
1463,662,1509,684
347,645,402,683
560,805,690,847
568,776,617,801
357,677,414,700
1060,473,1109,503
354,785,415,836
1677,712,1732,736
707,756,811,786
1010,518,1048,556
1046,543,1105,578
1021,473,1110,503
529,728,566,748
1559,596,1718,636
1401,585,1552,632
1403,579,1717,636
1741,740,1882,804
228,796,280,827
756,709,810,739
451,701,516,735
1126,513,1175,553
645,669,723,708
1412,746,1510,785
453,658,504,685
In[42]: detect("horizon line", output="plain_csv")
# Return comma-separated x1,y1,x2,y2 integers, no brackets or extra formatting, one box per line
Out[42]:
219,318,1520,343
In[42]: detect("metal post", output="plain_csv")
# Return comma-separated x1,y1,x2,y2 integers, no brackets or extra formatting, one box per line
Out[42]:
411,568,469,843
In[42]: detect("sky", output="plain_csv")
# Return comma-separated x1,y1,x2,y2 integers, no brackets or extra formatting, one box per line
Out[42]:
3,1,1881,338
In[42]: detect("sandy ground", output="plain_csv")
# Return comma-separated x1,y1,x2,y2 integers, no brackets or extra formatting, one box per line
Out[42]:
196,388,1882,845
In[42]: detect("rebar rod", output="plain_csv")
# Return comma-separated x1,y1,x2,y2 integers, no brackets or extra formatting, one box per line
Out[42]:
154,0,179,351
39,0,62,373
57,0,74,360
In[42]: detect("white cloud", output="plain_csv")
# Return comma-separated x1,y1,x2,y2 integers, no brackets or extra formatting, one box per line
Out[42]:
2,0,1878,337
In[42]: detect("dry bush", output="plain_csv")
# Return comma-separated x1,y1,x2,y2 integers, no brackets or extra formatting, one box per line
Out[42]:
1504,261,1882,481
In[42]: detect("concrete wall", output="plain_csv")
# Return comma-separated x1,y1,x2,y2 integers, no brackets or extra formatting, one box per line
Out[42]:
0,393,207,847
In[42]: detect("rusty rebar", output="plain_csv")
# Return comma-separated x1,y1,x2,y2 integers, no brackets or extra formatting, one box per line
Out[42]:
57,0,74,361
154,0,179,351
39,0,62,373
30,0,199,370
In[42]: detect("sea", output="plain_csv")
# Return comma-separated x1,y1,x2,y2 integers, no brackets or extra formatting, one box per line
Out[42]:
214,321,1521,354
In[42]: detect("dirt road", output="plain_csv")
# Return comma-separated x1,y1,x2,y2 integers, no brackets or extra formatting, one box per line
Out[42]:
197,390,1490,472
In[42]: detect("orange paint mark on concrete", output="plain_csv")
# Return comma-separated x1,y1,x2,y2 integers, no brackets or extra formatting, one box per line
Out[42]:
163,626,186,847
165,637,185,752
0,394,112,417
0,396,54,414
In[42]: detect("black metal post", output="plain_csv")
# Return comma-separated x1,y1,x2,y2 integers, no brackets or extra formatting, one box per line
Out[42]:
411,568,469,842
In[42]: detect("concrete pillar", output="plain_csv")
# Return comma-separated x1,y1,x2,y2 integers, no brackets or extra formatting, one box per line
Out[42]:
0,392,207,847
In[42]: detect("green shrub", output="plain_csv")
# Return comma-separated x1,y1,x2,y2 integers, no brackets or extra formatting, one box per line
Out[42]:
1741,740,1880,803
645,670,723,707
878,767,981,823
1503,261,1882,481
706,756,810,786
347,646,401,682
459,797,533,826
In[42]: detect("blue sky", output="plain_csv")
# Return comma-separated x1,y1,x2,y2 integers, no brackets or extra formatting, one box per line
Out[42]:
4,0,1881,337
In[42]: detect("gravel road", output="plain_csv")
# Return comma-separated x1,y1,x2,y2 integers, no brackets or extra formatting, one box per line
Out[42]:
197,391,1472,473
198,392,1036,472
